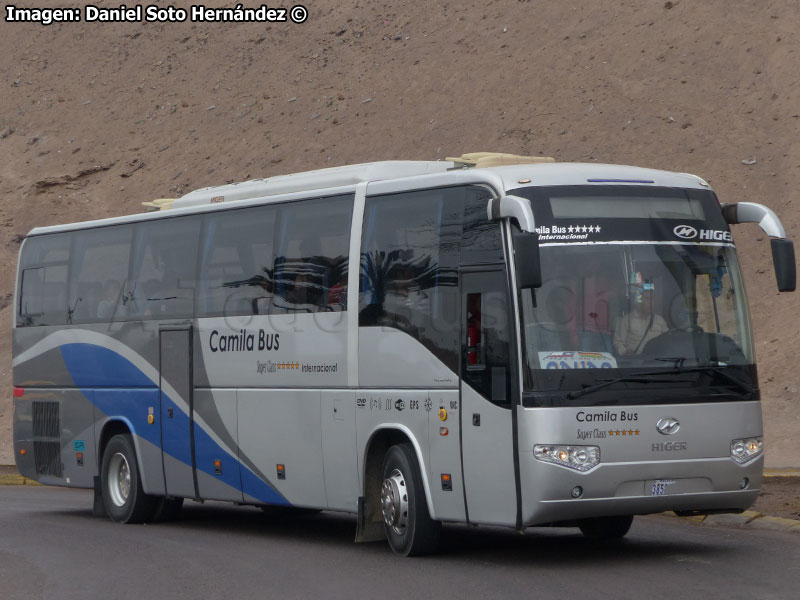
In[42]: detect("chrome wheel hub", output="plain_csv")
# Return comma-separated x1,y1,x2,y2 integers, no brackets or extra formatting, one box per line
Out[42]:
381,469,409,535
108,452,131,507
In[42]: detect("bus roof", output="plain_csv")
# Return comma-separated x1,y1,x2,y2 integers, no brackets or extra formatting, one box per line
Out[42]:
27,160,711,237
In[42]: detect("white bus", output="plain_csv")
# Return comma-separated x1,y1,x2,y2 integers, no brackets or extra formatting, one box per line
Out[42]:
13,153,795,555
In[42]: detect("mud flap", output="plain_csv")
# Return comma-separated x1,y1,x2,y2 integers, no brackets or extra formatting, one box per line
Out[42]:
92,475,107,518
355,496,385,543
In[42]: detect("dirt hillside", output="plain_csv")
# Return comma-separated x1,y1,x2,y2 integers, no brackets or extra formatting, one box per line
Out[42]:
1,0,798,466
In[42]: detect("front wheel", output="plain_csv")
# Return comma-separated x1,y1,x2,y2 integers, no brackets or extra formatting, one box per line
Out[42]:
100,434,157,524
577,515,634,540
381,443,441,556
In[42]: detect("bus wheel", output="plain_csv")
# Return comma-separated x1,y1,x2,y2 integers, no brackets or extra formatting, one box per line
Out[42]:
577,515,634,540
380,443,441,556
101,434,157,524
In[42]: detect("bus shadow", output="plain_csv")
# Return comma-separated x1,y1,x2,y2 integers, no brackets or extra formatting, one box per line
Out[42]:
48,498,734,565
435,519,728,567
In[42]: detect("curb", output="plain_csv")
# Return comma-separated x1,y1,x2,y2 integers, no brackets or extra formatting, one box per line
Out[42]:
763,468,800,477
659,510,800,534
0,473,40,486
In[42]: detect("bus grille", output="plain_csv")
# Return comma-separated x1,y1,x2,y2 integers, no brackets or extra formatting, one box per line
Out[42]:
32,401,60,438
33,441,63,477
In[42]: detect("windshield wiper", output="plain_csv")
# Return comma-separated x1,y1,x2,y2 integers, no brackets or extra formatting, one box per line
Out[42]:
566,362,753,401
566,372,673,400
652,359,753,395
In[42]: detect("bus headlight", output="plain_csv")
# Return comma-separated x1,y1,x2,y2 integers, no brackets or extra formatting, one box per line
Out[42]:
533,445,600,472
730,436,763,464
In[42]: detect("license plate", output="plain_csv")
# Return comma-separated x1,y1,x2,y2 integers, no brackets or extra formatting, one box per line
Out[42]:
648,479,677,496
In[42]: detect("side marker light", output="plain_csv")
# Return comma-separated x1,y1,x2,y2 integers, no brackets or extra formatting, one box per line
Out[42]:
441,473,452,491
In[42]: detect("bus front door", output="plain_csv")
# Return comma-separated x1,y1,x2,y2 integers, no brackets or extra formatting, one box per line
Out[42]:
459,268,518,526
159,327,197,499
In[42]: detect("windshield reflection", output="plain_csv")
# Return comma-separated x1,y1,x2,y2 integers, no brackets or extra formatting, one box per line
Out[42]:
521,243,754,393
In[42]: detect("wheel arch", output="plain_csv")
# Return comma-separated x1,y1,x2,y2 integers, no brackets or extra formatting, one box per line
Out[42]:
97,417,135,471
362,424,436,520
95,416,164,495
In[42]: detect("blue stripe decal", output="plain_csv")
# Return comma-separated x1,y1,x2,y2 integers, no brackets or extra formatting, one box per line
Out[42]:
60,343,154,388
59,342,286,505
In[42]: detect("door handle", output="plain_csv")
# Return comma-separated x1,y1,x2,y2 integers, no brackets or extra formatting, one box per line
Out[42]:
472,413,481,426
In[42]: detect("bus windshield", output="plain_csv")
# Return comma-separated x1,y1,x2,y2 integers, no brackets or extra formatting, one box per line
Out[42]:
519,242,755,402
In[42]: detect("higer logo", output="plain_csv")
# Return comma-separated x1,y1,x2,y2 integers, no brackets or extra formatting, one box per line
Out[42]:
699,229,733,241
673,225,698,239
673,224,733,242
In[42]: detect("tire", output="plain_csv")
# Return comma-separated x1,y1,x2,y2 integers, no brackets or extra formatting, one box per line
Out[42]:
380,443,441,556
577,515,634,540
100,434,157,524
151,496,184,522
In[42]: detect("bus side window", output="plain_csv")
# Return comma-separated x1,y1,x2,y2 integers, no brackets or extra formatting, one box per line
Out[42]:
272,195,353,313
19,268,45,321
462,186,504,265
68,225,132,323
128,217,201,320
17,234,70,327
197,205,277,317
359,186,463,374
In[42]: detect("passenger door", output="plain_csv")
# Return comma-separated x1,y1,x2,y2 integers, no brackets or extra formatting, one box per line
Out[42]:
459,268,518,526
159,327,197,498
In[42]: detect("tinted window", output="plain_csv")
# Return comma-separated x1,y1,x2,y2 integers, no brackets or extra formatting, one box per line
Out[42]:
462,186,504,264
272,196,353,313
68,225,132,323
18,234,71,327
359,186,464,371
197,194,353,317
126,217,201,320
198,205,277,317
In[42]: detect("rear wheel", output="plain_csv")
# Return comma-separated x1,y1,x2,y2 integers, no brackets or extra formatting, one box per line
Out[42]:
381,443,441,556
101,434,157,524
577,515,634,540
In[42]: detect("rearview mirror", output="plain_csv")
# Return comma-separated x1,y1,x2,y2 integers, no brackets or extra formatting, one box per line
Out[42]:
771,239,796,292
513,232,542,289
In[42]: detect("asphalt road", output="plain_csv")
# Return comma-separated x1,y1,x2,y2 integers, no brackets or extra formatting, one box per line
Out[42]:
1,487,798,600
